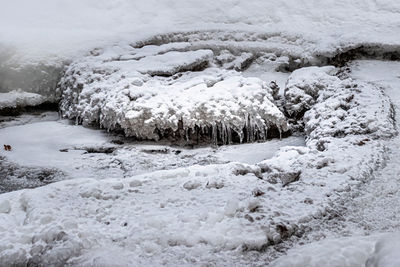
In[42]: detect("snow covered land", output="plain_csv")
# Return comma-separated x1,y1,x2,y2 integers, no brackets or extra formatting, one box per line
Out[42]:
1,1,400,266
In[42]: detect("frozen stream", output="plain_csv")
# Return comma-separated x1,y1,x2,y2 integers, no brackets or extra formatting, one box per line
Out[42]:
0,113,305,192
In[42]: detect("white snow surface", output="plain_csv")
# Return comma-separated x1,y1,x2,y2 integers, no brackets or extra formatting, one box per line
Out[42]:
0,116,304,180
1,0,400,100
270,60,400,267
0,65,396,265
1,0,400,63
0,90,45,109
59,46,289,142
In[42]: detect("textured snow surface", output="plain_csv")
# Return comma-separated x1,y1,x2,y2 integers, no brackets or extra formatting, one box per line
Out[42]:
270,60,400,267
0,90,45,110
271,235,378,267
0,114,304,190
59,44,289,143
286,66,395,139
0,65,396,265
2,0,400,101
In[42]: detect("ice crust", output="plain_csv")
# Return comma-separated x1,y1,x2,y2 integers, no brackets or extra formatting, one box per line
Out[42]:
59,43,289,144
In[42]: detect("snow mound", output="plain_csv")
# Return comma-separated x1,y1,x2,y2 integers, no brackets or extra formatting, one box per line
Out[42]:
252,66,396,243
0,90,45,110
60,42,289,144
285,66,395,139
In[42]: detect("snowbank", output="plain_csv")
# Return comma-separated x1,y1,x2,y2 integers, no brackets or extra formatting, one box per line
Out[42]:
0,90,45,110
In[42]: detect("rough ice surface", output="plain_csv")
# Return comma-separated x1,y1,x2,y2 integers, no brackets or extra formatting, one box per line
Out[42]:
0,114,304,188
59,43,289,144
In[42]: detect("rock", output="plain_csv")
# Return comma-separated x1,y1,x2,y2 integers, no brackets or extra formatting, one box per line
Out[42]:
182,181,202,191
268,171,301,187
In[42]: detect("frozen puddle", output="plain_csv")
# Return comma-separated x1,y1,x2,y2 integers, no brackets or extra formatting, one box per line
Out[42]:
0,114,305,186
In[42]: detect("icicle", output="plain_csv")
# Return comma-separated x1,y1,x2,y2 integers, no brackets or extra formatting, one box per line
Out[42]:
239,130,244,144
185,127,189,142
212,123,218,145
227,126,232,144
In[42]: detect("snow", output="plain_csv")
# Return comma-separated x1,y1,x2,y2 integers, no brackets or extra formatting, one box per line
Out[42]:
271,235,379,267
2,0,400,63
0,114,304,181
271,233,400,267
1,1,400,264
2,0,400,101
0,90,45,110
0,63,396,264
270,60,400,266
366,234,400,267
59,46,289,143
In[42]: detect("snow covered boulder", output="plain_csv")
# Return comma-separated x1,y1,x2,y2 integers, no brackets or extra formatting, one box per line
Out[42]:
0,90,46,114
284,66,395,139
284,66,337,118
59,43,289,144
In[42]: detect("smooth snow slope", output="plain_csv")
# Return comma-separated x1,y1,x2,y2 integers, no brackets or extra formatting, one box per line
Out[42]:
1,0,400,65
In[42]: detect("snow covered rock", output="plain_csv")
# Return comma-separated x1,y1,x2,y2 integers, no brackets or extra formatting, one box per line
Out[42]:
284,66,337,118
0,90,46,111
285,66,395,139
59,42,289,144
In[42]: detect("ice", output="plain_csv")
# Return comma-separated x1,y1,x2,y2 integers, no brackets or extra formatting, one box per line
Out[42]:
59,45,289,143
